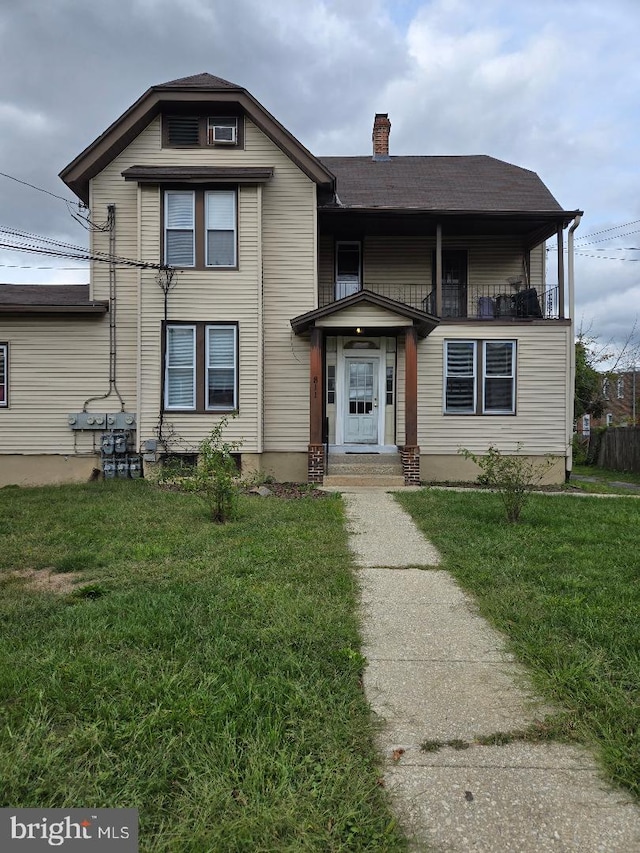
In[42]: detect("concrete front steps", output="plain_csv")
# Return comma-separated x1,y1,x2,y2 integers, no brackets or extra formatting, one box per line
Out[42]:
324,450,405,487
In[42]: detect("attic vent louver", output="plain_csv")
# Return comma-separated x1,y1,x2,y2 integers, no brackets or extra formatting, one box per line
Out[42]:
166,116,200,146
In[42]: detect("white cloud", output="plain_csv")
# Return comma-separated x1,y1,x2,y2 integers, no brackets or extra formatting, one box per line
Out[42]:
0,0,639,348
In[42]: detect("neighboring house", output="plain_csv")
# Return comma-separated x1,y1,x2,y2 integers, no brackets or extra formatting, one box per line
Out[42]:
0,73,582,487
597,371,639,428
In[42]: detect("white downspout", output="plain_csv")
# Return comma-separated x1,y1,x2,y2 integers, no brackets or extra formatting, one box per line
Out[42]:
566,213,582,478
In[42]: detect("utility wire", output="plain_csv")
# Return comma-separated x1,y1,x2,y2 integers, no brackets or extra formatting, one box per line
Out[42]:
0,263,88,270
575,252,640,261
0,170,76,204
0,225,165,270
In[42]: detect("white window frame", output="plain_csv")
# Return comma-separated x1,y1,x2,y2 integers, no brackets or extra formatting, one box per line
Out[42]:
205,190,237,268
444,340,477,414
165,325,196,410
0,343,7,407
205,325,238,411
606,412,613,427
164,191,195,267
617,377,624,399
482,340,516,415
207,117,238,145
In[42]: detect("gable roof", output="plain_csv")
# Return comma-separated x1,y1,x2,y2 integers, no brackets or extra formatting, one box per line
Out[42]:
158,72,242,89
0,284,107,315
60,74,335,203
319,155,564,213
291,289,439,338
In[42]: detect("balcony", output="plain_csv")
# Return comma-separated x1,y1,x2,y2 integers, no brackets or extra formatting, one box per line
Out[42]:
319,282,562,320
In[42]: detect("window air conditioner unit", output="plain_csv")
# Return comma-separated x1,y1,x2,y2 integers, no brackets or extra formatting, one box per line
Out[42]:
209,120,237,145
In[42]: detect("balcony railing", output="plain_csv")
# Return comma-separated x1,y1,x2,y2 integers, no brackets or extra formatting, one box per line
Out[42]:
319,282,562,320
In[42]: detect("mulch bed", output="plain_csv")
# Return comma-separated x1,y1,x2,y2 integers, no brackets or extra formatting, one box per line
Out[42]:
245,482,330,499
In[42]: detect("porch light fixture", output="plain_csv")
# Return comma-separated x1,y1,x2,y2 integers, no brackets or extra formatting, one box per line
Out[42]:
355,327,364,335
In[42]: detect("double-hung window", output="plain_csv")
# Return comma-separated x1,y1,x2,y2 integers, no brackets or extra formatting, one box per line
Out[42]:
165,325,196,409
206,325,237,409
444,341,476,413
205,191,236,267
483,341,516,414
164,189,237,269
164,323,238,412
165,191,195,267
444,339,516,414
0,343,7,407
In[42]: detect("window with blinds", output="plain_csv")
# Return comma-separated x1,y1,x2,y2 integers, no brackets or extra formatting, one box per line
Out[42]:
483,341,515,413
206,191,236,267
163,190,237,268
165,191,195,267
444,339,516,415
0,343,7,407
445,341,476,413
165,326,196,409
206,326,237,409
164,323,238,412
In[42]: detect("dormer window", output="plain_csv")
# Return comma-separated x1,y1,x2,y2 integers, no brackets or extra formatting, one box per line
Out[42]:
163,115,242,148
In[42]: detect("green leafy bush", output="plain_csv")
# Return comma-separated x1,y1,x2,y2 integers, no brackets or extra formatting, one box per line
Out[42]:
459,444,554,522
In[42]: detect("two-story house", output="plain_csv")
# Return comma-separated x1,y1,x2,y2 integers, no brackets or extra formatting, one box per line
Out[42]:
0,73,581,486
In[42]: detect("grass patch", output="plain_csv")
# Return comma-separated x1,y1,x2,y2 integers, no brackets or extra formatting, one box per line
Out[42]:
0,480,404,851
396,489,640,798
572,464,640,485
570,464,640,494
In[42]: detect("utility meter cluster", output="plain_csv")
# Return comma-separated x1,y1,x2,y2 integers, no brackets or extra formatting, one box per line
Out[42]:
100,431,142,479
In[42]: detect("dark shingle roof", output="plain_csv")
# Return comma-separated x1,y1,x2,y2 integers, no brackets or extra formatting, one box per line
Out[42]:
157,73,242,90
318,155,563,212
0,284,107,314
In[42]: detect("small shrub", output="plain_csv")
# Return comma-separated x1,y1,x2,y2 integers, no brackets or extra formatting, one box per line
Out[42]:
459,444,555,522
572,434,589,466
188,417,243,523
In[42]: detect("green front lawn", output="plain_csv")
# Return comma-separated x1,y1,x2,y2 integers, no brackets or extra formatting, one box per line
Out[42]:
396,488,640,798
0,481,404,852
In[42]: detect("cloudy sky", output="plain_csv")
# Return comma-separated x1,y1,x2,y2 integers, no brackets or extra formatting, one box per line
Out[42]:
1,0,639,354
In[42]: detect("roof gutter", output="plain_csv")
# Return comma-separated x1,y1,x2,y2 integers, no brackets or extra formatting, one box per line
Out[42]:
566,212,582,478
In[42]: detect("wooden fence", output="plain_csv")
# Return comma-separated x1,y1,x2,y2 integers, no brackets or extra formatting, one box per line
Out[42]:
597,427,640,473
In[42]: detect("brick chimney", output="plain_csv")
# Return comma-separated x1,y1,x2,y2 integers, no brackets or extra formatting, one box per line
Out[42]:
372,113,391,160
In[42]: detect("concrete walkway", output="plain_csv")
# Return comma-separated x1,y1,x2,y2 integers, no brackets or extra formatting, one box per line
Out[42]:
339,488,640,852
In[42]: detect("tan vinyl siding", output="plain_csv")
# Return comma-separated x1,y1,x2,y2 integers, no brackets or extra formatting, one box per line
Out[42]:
0,317,108,454
260,144,316,453
317,304,412,328
364,236,431,289
417,323,570,454
88,116,317,453
136,183,260,450
318,235,544,308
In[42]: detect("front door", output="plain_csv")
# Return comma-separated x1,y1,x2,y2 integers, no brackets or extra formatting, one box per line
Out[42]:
345,359,378,443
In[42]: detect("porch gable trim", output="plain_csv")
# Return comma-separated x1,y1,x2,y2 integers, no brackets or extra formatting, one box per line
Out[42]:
290,289,439,338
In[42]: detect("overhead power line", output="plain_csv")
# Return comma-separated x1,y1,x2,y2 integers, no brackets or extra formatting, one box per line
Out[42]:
0,225,165,271
575,252,640,262
0,170,76,204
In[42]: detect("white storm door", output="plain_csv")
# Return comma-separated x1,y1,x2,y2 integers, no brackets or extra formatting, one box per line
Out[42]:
345,359,378,443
